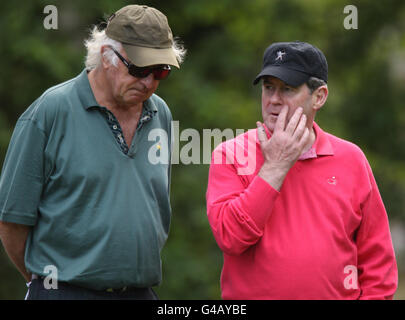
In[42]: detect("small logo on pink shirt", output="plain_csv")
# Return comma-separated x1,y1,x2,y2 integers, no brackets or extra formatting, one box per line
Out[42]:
327,176,337,185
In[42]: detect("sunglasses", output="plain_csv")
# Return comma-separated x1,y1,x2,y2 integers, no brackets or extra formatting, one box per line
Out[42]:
108,46,171,80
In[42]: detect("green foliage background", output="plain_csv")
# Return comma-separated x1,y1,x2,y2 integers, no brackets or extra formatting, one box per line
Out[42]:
1,0,404,299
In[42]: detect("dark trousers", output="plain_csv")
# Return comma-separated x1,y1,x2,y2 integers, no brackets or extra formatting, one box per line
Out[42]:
26,278,159,300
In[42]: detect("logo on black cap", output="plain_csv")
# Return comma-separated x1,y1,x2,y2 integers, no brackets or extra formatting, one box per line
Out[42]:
275,51,286,61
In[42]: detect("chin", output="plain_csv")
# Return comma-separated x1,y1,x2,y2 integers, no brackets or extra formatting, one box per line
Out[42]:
263,118,276,131
124,95,144,105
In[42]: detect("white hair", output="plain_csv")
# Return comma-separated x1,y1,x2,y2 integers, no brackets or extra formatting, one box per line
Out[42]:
172,37,187,65
84,26,122,71
84,26,187,71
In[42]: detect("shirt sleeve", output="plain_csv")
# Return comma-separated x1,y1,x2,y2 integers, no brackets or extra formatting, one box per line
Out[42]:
206,144,279,256
0,119,47,226
167,109,173,197
356,159,398,300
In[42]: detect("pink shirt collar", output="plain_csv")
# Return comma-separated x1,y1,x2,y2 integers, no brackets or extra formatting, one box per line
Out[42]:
298,122,334,160
258,121,334,160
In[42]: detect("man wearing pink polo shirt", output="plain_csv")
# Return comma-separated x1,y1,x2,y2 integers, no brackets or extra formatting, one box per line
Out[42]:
206,41,398,300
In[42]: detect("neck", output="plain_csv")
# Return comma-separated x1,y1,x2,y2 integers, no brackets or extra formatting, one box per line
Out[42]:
302,126,316,154
88,67,114,107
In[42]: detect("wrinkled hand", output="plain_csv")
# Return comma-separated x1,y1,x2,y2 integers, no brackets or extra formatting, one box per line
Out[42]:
257,106,310,190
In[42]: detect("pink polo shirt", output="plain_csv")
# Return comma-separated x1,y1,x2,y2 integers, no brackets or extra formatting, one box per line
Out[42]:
206,122,397,300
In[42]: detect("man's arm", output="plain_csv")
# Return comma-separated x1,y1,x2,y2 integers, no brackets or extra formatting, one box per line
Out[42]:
257,106,310,191
0,221,32,282
0,117,47,283
356,160,398,299
206,106,310,255
206,147,279,256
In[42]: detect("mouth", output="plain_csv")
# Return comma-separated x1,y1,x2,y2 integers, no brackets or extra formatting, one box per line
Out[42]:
127,88,148,97
267,112,280,123
128,87,142,93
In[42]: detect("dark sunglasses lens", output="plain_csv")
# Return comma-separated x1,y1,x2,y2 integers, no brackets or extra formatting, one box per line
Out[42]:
153,68,171,80
128,65,171,80
128,65,146,78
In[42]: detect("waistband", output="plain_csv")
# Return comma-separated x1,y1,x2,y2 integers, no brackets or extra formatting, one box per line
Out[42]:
31,274,149,294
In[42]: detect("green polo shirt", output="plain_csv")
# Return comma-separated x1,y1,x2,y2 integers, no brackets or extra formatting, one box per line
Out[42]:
0,69,173,290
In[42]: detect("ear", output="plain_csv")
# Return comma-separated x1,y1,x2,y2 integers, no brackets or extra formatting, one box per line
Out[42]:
100,45,112,69
312,85,328,111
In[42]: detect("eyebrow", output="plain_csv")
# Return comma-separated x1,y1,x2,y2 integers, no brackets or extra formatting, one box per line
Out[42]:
262,79,287,86
263,78,299,89
262,79,275,85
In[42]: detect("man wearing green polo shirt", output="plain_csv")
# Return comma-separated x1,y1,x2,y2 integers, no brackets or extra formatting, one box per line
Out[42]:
0,5,185,299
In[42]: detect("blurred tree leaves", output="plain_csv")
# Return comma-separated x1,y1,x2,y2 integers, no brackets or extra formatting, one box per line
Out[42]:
0,0,404,299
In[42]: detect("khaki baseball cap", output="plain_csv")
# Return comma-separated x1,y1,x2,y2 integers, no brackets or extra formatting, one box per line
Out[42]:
105,5,179,68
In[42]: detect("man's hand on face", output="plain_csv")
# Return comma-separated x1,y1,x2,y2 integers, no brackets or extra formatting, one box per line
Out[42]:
256,105,310,191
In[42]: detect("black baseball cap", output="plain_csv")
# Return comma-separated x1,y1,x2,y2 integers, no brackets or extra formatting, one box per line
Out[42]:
253,41,328,87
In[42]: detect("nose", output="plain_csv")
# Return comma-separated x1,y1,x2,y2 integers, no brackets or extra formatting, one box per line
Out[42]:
139,73,157,89
269,88,283,105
